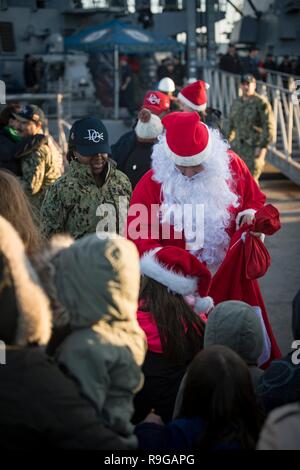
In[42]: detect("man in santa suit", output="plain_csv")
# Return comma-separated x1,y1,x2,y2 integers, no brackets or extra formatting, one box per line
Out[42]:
127,111,265,269
126,111,280,361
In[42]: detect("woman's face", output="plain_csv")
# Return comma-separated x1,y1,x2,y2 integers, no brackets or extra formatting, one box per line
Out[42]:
74,151,108,175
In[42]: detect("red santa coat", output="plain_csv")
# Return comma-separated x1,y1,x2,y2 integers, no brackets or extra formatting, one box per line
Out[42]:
127,151,281,362
126,151,266,256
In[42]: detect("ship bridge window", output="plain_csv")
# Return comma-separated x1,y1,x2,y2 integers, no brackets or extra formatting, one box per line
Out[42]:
0,22,16,53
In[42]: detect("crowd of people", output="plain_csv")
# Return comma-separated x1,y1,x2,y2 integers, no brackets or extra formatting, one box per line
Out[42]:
219,44,300,80
0,72,299,451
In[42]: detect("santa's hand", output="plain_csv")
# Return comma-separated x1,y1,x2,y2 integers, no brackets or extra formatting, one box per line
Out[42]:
239,213,255,227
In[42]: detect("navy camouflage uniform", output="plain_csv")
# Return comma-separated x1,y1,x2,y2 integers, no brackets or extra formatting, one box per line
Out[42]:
40,159,132,239
20,135,62,210
228,92,275,181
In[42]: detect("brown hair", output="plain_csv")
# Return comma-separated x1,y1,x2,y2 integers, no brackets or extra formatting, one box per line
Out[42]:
139,276,205,365
179,345,265,449
0,170,43,258
0,103,21,128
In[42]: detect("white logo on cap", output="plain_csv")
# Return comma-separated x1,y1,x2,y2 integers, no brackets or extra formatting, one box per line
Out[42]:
84,129,104,143
148,93,161,105
20,105,28,114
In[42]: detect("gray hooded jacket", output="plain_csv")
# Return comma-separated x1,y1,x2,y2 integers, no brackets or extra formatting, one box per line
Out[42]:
204,301,264,387
43,234,146,448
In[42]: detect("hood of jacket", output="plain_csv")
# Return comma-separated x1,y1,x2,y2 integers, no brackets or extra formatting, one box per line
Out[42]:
0,216,51,346
42,233,146,362
204,301,264,365
52,233,139,325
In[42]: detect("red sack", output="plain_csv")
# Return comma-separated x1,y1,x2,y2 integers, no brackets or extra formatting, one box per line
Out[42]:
209,204,282,366
245,204,280,280
244,234,270,280
253,204,281,235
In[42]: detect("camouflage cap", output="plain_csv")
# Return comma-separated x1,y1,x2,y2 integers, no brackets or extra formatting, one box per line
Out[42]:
241,74,256,84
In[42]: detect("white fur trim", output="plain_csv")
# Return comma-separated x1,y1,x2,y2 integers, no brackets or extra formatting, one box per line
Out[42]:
177,92,207,112
135,115,164,140
140,250,197,295
164,126,212,167
236,209,257,230
194,296,214,313
0,216,52,345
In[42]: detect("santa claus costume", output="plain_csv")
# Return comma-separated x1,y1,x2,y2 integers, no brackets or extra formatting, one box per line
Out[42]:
127,111,281,362
177,80,209,112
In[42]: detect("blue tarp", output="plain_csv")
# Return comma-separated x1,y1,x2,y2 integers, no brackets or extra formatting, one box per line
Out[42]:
64,19,184,54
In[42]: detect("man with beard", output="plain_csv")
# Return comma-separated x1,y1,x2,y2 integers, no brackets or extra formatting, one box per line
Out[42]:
126,112,281,360
127,111,266,268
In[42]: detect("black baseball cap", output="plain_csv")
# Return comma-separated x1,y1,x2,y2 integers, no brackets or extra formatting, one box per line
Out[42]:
241,74,256,84
12,104,46,125
69,117,111,156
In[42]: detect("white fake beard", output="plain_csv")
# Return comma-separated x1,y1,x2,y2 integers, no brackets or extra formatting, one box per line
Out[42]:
151,129,240,269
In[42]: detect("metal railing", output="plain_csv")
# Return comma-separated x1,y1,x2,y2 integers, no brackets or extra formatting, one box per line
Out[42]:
203,68,300,185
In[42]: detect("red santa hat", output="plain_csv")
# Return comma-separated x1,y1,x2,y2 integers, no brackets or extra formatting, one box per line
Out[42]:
140,246,214,313
162,111,212,166
143,91,170,117
177,80,209,112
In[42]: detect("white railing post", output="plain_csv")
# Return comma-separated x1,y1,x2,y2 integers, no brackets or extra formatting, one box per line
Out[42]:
287,99,294,158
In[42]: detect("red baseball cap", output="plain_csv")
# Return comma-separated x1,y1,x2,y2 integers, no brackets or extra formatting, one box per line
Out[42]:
143,91,170,116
